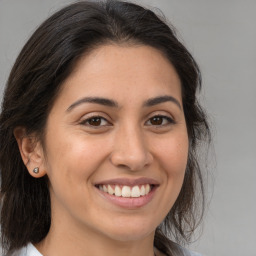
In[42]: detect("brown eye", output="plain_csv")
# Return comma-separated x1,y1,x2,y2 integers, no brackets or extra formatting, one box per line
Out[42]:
88,117,102,126
150,116,164,125
146,115,174,126
81,116,110,127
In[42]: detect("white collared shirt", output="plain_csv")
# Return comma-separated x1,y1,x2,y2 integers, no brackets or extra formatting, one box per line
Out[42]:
8,243,202,256
8,243,42,256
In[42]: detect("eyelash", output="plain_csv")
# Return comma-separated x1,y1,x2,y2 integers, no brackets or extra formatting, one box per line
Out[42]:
80,116,110,128
80,115,175,128
145,115,175,126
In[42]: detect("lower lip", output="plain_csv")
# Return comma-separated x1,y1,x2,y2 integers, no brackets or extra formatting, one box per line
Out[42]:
96,186,157,209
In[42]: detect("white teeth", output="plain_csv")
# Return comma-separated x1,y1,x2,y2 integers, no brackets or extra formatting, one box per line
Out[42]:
108,185,114,195
122,186,131,197
98,184,153,198
140,185,146,196
131,186,140,197
145,184,150,194
115,186,122,197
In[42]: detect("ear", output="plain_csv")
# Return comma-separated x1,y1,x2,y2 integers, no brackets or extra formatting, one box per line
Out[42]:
14,127,47,178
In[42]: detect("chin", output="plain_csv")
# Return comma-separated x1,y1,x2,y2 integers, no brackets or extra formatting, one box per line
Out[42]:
101,219,157,242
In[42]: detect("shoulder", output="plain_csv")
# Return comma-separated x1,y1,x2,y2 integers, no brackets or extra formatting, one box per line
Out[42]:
155,245,202,256
6,243,42,256
179,246,203,256
188,251,203,256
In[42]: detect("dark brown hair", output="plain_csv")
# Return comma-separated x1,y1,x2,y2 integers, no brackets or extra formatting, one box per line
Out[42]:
0,1,210,255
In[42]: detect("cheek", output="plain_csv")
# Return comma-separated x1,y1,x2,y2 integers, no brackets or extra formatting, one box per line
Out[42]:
43,132,111,214
43,131,110,188
156,132,189,177
148,131,189,220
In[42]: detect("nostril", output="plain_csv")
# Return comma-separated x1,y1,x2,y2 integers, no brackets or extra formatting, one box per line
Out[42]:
117,164,130,169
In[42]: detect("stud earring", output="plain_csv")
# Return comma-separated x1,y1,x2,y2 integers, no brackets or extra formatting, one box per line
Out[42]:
33,167,39,174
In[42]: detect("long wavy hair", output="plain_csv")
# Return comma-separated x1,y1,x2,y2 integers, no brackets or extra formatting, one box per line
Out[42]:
0,1,210,255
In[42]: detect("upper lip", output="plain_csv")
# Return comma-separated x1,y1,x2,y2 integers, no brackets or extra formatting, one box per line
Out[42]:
94,177,159,186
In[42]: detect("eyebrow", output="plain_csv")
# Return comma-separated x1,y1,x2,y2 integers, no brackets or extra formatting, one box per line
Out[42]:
143,95,182,109
66,97,118,112
66,95,181,112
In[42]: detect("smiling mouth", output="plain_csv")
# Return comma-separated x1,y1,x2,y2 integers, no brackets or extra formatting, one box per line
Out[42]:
96,184,154,198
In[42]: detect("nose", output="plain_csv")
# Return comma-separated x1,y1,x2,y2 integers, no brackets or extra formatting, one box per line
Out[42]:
110,125,153,171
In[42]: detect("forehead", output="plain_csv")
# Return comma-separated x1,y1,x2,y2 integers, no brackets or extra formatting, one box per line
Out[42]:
56,44,182,107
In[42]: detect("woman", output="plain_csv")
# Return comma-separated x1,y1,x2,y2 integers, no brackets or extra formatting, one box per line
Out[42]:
0,1,210,256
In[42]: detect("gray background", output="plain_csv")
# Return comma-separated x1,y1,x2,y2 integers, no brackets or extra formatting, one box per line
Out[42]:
0,0,256,255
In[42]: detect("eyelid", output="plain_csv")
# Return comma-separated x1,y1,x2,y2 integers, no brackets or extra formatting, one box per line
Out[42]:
144,113,176,126
79,113,112,127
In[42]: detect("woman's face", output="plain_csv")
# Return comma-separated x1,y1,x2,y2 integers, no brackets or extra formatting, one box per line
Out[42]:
41,44,188,242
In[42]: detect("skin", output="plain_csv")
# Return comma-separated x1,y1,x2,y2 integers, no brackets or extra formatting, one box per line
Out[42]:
16,44,189,256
